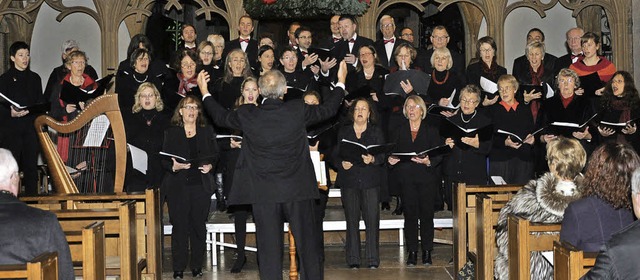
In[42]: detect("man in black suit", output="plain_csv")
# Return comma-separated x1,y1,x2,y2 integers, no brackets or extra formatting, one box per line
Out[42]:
223,15,258,69
318,15,342,50
331,15,374,69
287,22,301,49
198,62,348,280
553,27,584,78
419,25,466,81
374,15,409,70
0,148,73,280
511,28,557,78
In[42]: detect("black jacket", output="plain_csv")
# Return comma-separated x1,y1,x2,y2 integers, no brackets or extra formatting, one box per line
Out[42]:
333,123,385,189
161,125,219,196
374,37,410,69
202,86,345,204
582,219,640,280
0,193,74,280
388,119,444,184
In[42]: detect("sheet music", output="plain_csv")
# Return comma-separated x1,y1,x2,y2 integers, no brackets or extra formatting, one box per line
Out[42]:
127,144,148,174
445,89,460,109
541,251,554,266
82,115,110,147
0,92,24,108
545,83,555,99
480,76,498,93
310,151,327,186
491,176,507,185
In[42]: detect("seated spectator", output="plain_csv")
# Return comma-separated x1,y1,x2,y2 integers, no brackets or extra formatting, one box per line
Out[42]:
0,148,73,279
494,136,587,280
560,142,639,252
581,167,640,279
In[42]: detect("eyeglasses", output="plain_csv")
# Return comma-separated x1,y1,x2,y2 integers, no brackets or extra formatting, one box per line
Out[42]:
479,48,494,53
359,52,374,57
405,104,421,110
71,60,86,66
140,94,155,99
431,35,449,41
381,23,395,29
182,105,198,110
200,51,213,56
181,62,196,69
558,78,574,84
460,99,479,104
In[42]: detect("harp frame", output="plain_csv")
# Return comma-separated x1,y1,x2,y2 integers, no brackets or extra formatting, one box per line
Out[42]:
34,94,127,194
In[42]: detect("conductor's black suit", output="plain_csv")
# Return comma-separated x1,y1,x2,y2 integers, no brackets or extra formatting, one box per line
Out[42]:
202,75,345,280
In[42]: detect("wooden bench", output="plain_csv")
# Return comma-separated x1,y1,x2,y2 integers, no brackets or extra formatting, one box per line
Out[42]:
65,221,106,280
472,193,515,280
508,214,562,280
52,200,138,280
21,189,161,280
553,241,597,280
0,252,58,280
452,183,523,272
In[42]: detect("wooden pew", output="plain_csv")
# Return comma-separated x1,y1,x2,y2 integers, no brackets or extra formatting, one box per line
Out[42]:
53,200,137,280
452,183,523,272
508,214,562,280
65,221,106,280
0,251,58,280
553,241,597,280
21,189,161,280
472,193,514,280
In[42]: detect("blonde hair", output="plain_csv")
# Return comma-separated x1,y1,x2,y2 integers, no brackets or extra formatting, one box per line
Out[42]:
402,95,427,120
430,47,453,70
546,136,587,180
132,82,164,113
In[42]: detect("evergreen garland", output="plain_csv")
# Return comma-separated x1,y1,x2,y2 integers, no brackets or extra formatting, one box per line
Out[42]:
244,0,371,19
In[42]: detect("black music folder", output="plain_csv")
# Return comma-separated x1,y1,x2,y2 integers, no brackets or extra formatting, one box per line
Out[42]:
345,85,375,101
597,117,640,133
495,127,545,144
441,119,493,142
547,113,598,136
0,92,50,115
339,139,395,162
579,72,605,98
390,144,452,161
307,121,339,146
60,74,114,106
307,47,333,62
159,151,216,166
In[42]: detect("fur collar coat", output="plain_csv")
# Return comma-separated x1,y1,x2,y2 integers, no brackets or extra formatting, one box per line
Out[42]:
494,172,583,280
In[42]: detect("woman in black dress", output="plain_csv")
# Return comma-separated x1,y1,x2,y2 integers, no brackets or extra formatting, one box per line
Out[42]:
124,82,170,192
443,85,492,208
489,74,536,184
161,96,218,279
161,50,201,113
115,48,162,120
334,98,385,269
279,46,318,100
426,47,463,114
0,41,46,195
387,95,444,266
594,71,640,151
253,45,276,77
465,36,507,107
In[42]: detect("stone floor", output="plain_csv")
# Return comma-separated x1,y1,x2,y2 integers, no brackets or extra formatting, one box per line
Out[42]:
161,243,455,279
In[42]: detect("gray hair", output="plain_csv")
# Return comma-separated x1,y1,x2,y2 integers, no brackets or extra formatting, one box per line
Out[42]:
459,84,481,102
632,168,640,195
525,41,546,58
555,68,581,89
0,148,18,190
259,70,286,100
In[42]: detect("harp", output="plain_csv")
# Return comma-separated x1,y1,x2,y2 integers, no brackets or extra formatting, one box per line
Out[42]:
35,94,127,194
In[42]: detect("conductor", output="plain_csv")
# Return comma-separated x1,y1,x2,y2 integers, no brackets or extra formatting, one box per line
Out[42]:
198,62,348,279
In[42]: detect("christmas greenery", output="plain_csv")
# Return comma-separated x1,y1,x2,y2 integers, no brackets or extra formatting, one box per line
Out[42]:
244,0,371,19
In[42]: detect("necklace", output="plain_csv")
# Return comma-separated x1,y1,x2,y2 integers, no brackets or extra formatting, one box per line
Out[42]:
461,111,477,124
410,121,420,131
431,70,450,85
363,68,374,79
133,72,148,83
184,126,196,137
142,112,157,126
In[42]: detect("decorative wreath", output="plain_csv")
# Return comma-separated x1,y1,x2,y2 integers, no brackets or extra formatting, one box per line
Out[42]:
245,0,371,19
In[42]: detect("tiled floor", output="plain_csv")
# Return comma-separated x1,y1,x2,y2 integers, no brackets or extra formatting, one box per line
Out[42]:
161,243,455,279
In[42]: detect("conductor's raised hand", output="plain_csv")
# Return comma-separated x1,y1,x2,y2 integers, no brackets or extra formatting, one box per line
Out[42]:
197,70,210,95
337,60,348,84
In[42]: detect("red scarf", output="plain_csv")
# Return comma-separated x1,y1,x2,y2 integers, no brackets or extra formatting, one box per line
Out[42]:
177,73,198,97
529,64,544,123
